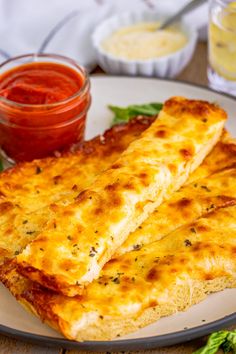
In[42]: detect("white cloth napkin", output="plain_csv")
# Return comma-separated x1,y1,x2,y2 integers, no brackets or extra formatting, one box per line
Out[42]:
0,0,208,71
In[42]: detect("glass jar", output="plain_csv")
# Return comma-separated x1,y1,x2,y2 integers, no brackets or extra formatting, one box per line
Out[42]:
208,0,236,95
0,54,91,162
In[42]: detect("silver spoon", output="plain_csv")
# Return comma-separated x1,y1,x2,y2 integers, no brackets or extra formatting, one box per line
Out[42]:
159,0,207,30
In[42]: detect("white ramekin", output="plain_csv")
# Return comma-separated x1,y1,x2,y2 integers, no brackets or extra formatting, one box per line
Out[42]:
92,11,198,78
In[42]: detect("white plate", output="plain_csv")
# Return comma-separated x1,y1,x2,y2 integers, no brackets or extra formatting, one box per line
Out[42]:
1,76,236,351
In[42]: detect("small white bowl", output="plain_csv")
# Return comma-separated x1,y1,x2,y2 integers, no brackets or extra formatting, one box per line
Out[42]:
92,11,198,78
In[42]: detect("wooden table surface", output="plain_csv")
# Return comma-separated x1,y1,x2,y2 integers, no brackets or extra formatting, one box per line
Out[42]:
0,41,235,354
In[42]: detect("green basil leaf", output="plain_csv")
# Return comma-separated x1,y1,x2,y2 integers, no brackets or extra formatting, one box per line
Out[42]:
223,331,236,353
109,102,163,126
193,331,229,354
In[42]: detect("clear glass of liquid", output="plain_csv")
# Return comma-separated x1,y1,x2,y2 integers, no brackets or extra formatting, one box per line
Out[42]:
208,0,236,96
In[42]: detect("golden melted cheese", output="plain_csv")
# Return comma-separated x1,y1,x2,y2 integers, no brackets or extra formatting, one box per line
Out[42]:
1,135,235,265
16,97,226,296
116,167,236,255
0,117,152,228
0,126,233,266
2,204,236,341
0,117,153,262
187,130,236,182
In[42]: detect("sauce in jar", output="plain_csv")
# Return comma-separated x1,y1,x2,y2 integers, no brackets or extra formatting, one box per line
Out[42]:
0,54,91,162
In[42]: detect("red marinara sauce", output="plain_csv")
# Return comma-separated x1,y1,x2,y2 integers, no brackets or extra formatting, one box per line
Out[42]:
0,54,91,162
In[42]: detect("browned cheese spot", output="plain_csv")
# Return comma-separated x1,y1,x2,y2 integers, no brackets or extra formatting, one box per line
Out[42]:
203,273,215,281
123,182,135,190
108,258,118,264
111,163,123,170
53,175,62,185
105,183,119,192
4,227,14,236
192,242,212,253
62,209,75,217
146,267,160,281
177,198,192,208
149,299,158,307
179,257,187,265
94,207,103,215
155,129,167,138
0,201,13,213
196,225,210,233
170,268,178,273
75,190,89,203
138,172,150,187
231,246,236,255
107,190,123,208
217,196,236,208
179,148,193,160
49,203,60,212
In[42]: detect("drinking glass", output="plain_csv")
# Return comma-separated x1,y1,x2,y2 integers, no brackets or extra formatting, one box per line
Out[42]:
208,0,236,95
